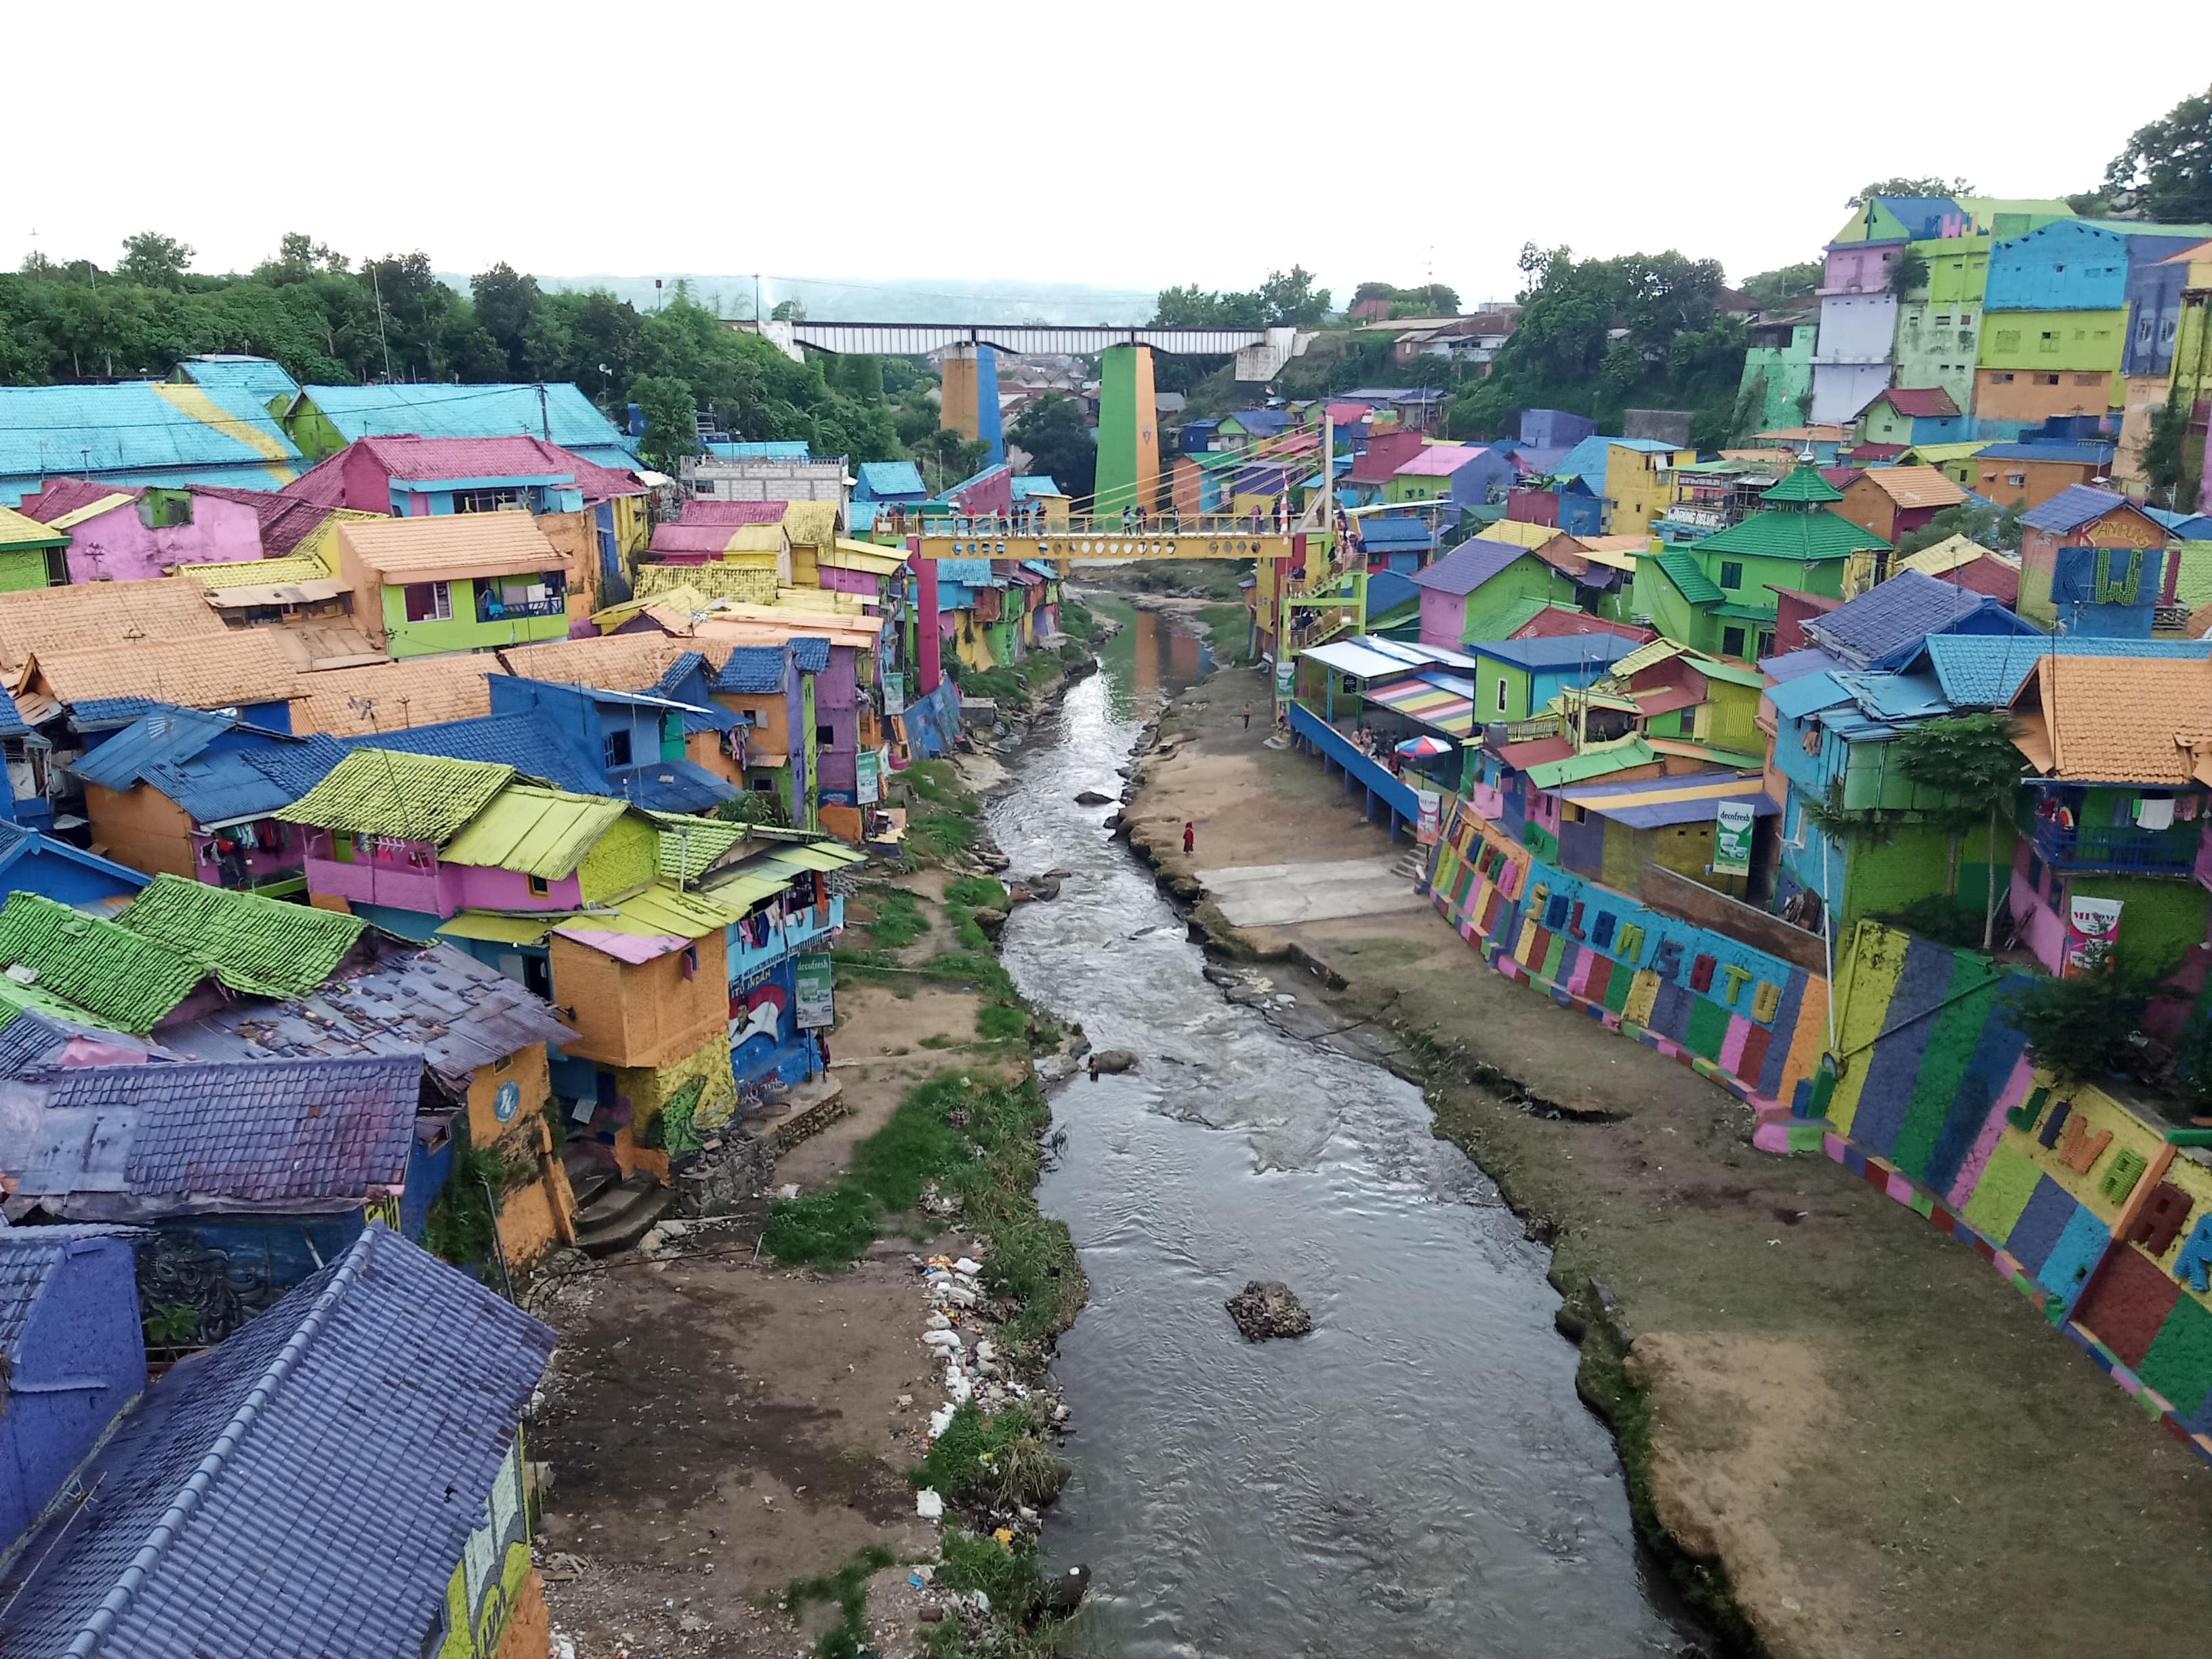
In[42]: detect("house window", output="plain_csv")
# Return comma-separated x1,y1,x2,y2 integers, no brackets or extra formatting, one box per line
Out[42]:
1562,802,1586,823
1933,315,1950,326
2074,373,2099,386
2038,332,2058,352
2007,472,2026,487
403,581,452,623
2039,374,2060,386
816,723,836,746
1992,371,2015,384
527,874,551,897
1719,560,1744,590
752,776,775,794
1721,626,1748,657
1494,679,1509,713
1994,331,2020,352
453,487,524,513
1757,631,1776,657
605,729,633,767
2139,319,2154,344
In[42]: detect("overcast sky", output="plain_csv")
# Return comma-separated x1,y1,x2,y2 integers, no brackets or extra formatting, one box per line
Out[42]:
8,3,2205,311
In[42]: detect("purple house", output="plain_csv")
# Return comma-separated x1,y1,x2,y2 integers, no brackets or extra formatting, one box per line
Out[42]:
0,1225,146,1549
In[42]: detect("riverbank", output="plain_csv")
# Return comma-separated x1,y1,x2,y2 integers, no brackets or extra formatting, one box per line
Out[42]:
526,657,1099,1659
1122,663,2212,1659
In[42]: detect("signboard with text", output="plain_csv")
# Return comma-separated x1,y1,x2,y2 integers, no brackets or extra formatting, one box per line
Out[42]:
795,953,836,1028
1713,801,1755,878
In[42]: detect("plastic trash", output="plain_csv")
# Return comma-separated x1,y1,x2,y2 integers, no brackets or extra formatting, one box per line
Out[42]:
929,1403,958,1437
916,1489,944,1520
954,1257,983,1276
923,1329,963,1350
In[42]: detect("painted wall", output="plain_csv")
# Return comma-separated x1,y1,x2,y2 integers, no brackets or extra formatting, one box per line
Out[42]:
432,1439,537,1659
1811,293,1900,423
0,1234,144,1548
1985,222,2133,312
548,930,727,1072
376,575,571,659
1822,242,1900,295
1739,324,1818,432
56,493,264,585
1094,346,1159,517
1603,445,1692,537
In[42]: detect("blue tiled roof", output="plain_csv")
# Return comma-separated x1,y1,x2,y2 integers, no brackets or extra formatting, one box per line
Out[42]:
1799,569,2022,668
175,355,302,413
1366,569,1420,619
0,1225,143,1357
1357,516,1438,550
1918,634,2212,707
716,646,788,694
1225,409,1292,436
1469,634,1639,672
13,1056,424,1210
1409,538,1533,596
343,713,603,795
0,820,152,898
789,636,832,673
1976,442,2116,466
855,460,926,499
300,382,637,461
69,708,347,825
65,697,163,730
0,383,305,482
2018,483,2137,533
652,651,710,698
0,687,28,738
608,758,741,813
0,1225,554,1659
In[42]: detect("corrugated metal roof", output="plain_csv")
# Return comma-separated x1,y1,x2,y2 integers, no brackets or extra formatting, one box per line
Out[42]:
298,381,636,459
0,1225,554,1659
608,757,740,812
439,783,633,879
1392,443,1485,478
0,382,303,481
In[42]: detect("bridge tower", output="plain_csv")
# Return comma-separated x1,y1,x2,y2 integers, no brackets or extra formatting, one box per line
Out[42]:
939,343,1004,466
1093,344,1158,517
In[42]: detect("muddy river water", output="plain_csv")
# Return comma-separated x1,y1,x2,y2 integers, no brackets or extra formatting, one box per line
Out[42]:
983,605,1692,1658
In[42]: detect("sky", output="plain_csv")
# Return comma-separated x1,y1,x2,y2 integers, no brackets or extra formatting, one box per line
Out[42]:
7,2,2207,314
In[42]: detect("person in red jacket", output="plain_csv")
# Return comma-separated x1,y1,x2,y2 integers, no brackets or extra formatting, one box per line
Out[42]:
1183,821,1195,854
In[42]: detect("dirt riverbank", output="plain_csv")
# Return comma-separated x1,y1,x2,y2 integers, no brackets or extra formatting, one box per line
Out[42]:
527,663,1091,1659
1122,662,2212,1659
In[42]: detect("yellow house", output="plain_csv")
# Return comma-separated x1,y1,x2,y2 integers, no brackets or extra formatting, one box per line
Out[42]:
1603,441,1694,538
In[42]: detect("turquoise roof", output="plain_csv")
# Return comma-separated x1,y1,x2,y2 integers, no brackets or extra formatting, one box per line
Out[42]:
0,383,303,487
296,383,637,463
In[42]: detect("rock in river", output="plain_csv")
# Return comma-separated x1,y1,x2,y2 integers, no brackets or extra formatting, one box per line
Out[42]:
1087,1048,1137,1076
1075,790,1115,805
1225,1279,1313,1340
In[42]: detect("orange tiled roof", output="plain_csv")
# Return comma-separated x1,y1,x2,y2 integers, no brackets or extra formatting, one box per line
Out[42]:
499,631,728,689
2015,655,2212,784
0,576,227,672
1853,465,1967,511
289,655,506,735
24,631,298,710
336,514,565,580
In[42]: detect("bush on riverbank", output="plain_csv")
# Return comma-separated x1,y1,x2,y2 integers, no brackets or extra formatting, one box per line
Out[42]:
908,1399,1067,1509
857,886,931,949
905,761,982,865
920,1530,1072,1658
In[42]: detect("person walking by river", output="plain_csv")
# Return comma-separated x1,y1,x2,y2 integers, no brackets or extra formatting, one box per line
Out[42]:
1242,702,1252,729
1183,821,1195,855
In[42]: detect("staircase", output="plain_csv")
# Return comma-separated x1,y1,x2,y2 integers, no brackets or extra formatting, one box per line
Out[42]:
575,1169,676,1257
1393,845,1431,885
560,1142,619,1212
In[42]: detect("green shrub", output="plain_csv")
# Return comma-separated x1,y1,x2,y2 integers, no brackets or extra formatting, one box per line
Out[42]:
777,1544,895,1659
2007,945,2178,1082
944,876,1008,910
976,1001,1027,1042
907,1399,1065,1507
761,1185,880,1268
861,887,930,949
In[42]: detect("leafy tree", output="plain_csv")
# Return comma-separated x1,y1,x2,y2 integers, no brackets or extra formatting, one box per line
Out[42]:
1257,266,1332,326
2007,945,2178,1083
2101,86,2212,222
769,298,808,321
1008,394,1095,501
1894,498,2024,556
1893,713,2024,949
119,231,193,289
1740,262,1822,307
257,232,346,283
470,263,541,377
912,427,990,495
1151,283,1265,329
1890,247,1931,296
631,374,699,470
2142,390,2202,507
1846,176,1976,207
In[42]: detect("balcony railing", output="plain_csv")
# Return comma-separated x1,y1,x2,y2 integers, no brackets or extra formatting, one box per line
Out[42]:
2031,819,2198,874
477,592,567,623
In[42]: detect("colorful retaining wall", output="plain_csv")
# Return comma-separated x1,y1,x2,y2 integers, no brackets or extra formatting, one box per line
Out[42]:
1428,797,1829,1111
1428,792,2212,1458
1761,920,2212,1458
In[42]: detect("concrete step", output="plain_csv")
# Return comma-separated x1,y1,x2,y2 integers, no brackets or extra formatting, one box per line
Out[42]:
577,1174,675,1256
560,1142,619,1210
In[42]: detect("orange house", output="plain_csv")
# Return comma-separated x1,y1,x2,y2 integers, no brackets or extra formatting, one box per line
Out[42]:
1969,444,2113,512
2013,485,2170,630
1835,465,1967,544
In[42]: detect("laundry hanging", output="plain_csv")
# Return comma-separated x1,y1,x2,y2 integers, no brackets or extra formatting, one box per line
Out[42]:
2135,796,2176,832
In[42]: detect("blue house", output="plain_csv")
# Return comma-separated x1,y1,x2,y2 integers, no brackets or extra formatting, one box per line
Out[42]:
0,689,52,827
286,382,640,470
485,677,740,812
1797,568,2043,672
0,1224,146,1551
1353,513,1440,573
0,823,147,913
0,1057,439,1296
854,461,928,505
1520,409,1598,450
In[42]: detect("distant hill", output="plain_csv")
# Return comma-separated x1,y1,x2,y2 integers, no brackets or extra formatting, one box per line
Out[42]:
472,272,1160,327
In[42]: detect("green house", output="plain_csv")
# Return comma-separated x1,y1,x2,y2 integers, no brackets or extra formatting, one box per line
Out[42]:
0,506,68,592
1629,466,1887,660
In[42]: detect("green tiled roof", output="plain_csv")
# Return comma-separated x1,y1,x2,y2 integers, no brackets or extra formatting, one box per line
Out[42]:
647,811,747,882
1693,507,1889,563
1692,659,1769,688
1759,464,1845,504
1523,737,1659,790
280,750,514,842
0,891,209,1033
1711,600,1780,622
1653,549,1723,605
116,874,367,998
440,783,632,880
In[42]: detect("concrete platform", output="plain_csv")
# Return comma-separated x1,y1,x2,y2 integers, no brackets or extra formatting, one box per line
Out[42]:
1198,856,1428,927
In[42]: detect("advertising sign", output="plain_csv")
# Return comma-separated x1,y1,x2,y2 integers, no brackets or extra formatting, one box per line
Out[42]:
1416,791,1443,846
882,672,906,716
795,953,836,1028
856,749,882,804
1713,800,1756,878
1274,658,1295,699
2063,896,2125,977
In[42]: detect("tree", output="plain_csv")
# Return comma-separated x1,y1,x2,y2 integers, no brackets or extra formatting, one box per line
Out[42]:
1151,283,1265,329
2101,86,2212,222
1845,176,1976,207
1893,713,2024,949
1739,262,1822,306
1008,394,1096,502
470,264,541,377
1258,266,1332,327
2142,390,2202,507
912,428,990,495
631,374,699,470
2008,945,2178,1083
769,298,807,321
119,231,193,289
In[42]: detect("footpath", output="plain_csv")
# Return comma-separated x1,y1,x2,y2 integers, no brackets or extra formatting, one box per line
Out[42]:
524,651,1097,1659
1122,660,2212,1659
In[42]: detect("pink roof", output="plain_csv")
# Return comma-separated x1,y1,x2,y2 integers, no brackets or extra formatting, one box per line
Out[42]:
1393,443,1484,478
550,926,691,963
20,477,141,523
1877,388,1959,418
279,451,351,508
1507,606,1656,644
650,524,749,556
356,434,642,496
679,500,790,526
1326,401,1370,426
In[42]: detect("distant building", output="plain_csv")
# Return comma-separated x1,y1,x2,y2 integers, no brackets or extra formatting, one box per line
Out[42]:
283,381,638,469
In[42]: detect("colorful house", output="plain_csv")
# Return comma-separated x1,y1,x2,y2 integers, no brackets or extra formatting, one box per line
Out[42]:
0,503,70,592
2005,651,2212,977
1738,314,1818,432
0,381,304,506
1411,539,1583,647
1382,443,1518,516
1892,241,1989,413
1461,633,1641,724
1856,388,1965,448
282,379,639,468
712,643,815,824
334,515,576,658
68,707,346,893
1630,466,1889,660
0,818,147,909
1601,439,1694,537
2014,485,2170,635
1966,439,2116,511
0,1225,558,1659
1835,464,1969,546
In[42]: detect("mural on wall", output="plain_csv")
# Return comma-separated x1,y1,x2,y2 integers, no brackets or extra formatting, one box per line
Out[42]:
1428,798,1828,1111
435,1440,534,1659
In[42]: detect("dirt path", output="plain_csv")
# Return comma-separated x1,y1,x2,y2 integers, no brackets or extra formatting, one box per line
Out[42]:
1126,665,2212,1659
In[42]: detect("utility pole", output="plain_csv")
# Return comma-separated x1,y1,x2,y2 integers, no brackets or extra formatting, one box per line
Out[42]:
536,382,550,440
371,263,394,382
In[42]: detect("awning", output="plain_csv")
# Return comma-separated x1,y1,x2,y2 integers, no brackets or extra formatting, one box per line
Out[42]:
1365,676,1477,737
436,912,557,946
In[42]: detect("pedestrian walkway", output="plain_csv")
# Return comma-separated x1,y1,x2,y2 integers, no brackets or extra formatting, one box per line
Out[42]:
1198,855,1429,927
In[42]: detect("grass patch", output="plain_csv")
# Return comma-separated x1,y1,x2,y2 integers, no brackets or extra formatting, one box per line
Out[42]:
777,1543,896,1659
920,1033,961,1050
902,760,985,867
860,887,930,949
1194,602,1254,664
760,1185,880,1269
908,1399,1067,1508
918,1530,1071,1658
976,1002,1027,1042
943,876,1008,911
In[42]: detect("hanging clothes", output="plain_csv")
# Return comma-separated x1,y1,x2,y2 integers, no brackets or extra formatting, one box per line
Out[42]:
2135,796,2176,832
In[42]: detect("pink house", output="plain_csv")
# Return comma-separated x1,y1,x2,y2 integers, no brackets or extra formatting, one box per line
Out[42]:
1819,244,1898,297
18,479,267,583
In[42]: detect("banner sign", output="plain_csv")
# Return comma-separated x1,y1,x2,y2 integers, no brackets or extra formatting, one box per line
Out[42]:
795,953,836,1028
856,750,882,804
1416,791,1443,846
2063,896,2125,977
1713,800,1756,878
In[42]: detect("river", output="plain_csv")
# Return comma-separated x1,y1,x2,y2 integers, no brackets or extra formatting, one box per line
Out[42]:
983,599,1694,1658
